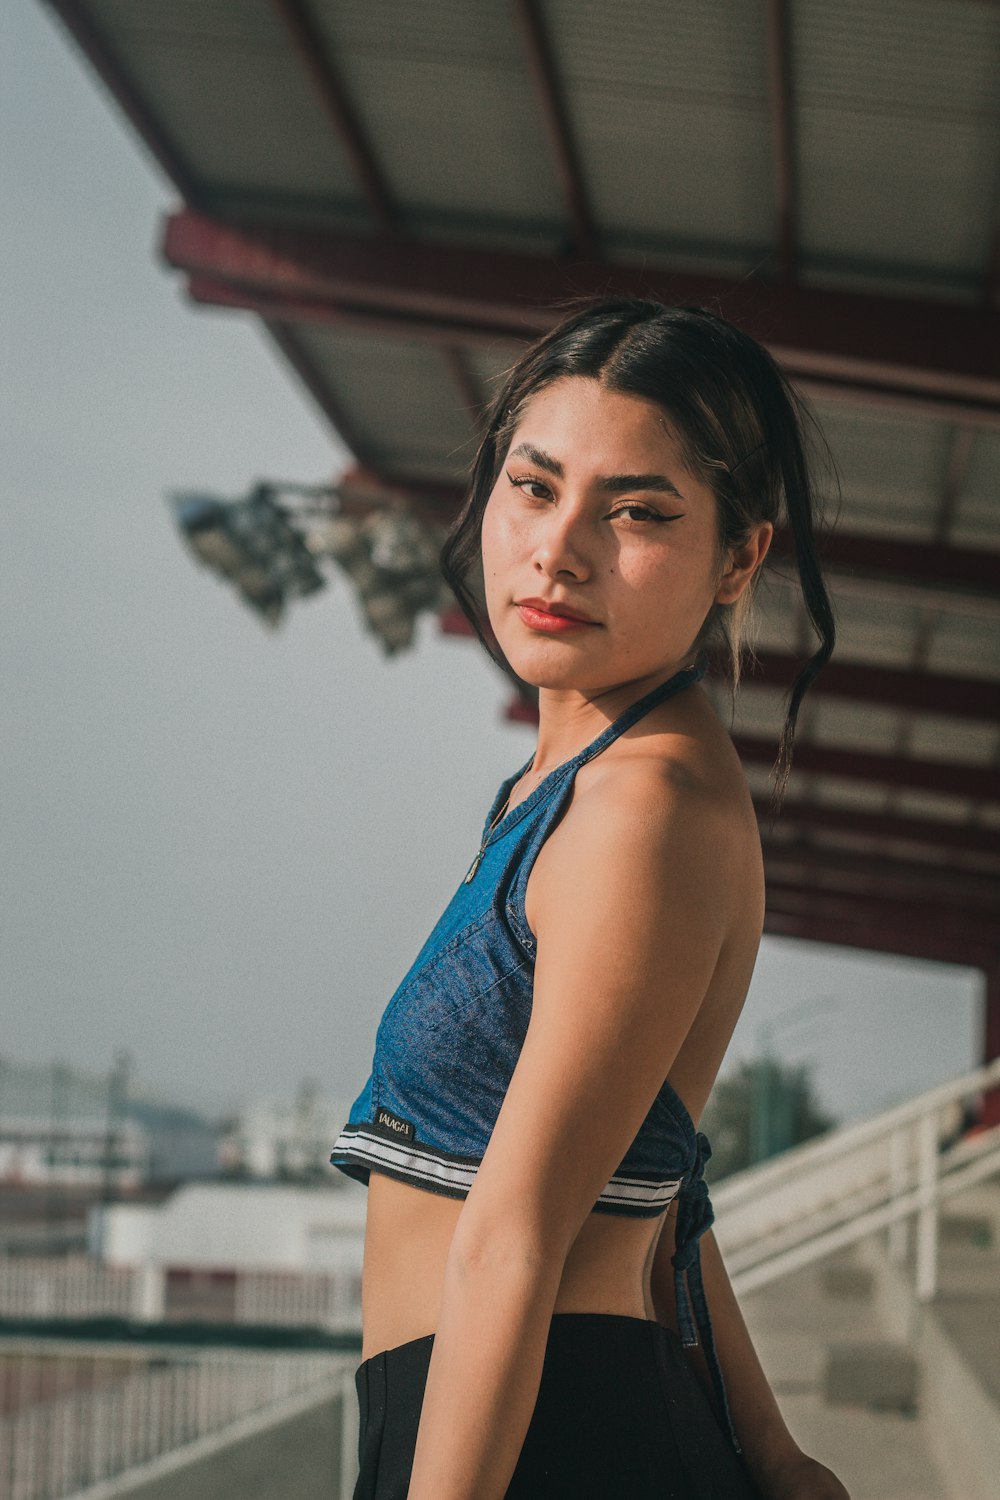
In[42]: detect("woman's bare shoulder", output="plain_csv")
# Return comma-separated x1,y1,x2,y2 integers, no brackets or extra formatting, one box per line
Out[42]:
527,727,760,941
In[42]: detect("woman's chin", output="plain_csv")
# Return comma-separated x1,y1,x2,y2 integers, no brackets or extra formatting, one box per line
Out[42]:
501,641,613,693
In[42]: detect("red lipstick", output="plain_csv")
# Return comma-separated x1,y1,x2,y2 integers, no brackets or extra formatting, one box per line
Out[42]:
515,598,601,633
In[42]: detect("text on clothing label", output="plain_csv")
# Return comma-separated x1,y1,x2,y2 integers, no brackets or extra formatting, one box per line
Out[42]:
374,1107,415,1141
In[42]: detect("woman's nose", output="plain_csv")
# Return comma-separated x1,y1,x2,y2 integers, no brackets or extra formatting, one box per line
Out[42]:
531,507,592,581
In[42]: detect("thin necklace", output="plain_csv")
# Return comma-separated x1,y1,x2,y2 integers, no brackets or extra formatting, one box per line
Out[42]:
463,754,538,884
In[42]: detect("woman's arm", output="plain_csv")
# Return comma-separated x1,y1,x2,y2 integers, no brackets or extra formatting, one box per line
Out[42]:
405,763,733,1500
652,1216,850,1500
405,1226,563,1500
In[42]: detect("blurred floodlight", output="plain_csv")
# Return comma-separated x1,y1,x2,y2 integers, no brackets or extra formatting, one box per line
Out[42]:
169,481,452,652
171,484,327,627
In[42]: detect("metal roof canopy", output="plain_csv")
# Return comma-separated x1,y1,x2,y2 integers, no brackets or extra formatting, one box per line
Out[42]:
44,0,1000,1080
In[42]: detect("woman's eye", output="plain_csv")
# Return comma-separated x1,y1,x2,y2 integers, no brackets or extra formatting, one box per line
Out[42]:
507,473,551,501
610,504,666,524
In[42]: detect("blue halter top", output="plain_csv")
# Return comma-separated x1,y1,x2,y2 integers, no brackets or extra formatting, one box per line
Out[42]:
330,648,739,1451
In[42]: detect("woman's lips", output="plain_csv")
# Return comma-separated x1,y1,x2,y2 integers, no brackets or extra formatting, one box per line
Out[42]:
515,602,601,633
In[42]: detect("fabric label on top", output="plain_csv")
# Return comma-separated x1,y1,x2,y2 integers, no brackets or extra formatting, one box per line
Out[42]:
373,1107,416,1142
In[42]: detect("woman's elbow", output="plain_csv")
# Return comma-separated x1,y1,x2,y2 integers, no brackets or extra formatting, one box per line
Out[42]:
449,1211,563,1290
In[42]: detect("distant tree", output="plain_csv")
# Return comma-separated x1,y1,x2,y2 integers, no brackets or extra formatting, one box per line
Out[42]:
701,1058,835,1182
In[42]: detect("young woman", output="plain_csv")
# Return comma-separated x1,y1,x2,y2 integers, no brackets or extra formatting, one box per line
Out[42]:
330,298,848,1500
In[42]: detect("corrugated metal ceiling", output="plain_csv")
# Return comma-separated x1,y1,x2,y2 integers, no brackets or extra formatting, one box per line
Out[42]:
45,0,1000,970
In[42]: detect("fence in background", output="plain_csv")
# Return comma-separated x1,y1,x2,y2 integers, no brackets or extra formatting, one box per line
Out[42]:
0,1343,345,1500
0,1260,363,1331
234,1269,361,1331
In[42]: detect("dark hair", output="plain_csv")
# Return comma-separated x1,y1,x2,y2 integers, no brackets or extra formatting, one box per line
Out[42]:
439,296,837,821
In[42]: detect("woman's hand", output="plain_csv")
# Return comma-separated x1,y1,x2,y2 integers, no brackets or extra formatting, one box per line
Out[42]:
759,1448,851,1500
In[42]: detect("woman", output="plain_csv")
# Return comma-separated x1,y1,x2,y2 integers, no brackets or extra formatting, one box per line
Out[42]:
330,298,849,1499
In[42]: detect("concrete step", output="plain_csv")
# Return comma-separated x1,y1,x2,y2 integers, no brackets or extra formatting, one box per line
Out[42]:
740,1248,950,1500
933,1182,1000,1410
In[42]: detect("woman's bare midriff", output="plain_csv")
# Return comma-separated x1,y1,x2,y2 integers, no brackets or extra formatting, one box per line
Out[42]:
358,684,765,1365
360,1171,668,1362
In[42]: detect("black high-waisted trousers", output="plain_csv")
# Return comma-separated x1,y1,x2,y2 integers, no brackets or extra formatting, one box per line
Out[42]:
351,1312,760,1499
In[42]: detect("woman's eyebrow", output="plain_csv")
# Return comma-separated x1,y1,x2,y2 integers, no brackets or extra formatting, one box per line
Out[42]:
508,443,685,500
598,473,685,500
509,442,563,476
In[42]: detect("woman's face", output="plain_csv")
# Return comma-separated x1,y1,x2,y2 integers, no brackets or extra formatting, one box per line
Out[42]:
481,376,756,694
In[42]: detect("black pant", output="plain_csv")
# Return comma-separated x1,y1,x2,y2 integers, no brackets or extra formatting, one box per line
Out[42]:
352,1311,760,1499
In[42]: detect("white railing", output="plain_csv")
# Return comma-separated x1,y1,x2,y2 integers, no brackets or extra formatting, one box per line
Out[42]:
0,1344,345,1500
0,1260,364,1330
234,1269,362,1331
0,1260,144,1322
716,1058,1000,1300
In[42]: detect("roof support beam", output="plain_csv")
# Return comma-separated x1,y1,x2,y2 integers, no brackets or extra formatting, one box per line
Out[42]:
753,798,1000,860
270,0,397,230
181,268,1000,432
764,0,797,281
739,651,1000,723
511,0,595,256
762,843,1000,913
735,735,1000,802
767,530,1000,617
763,890,996,970
162,209,1000,422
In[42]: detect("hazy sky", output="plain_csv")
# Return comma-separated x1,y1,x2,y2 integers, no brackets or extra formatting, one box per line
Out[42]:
2,0,983,1129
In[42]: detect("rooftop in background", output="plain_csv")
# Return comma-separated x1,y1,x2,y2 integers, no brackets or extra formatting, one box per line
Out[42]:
42,1,1000,1035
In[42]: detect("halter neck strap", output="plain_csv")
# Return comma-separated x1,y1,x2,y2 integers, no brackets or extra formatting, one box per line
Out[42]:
571,650,710,770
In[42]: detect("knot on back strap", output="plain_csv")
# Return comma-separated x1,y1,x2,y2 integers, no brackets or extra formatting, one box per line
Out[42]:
669,1130,742,1455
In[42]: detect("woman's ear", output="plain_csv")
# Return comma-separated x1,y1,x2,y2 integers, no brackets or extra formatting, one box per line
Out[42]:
714,521,774,606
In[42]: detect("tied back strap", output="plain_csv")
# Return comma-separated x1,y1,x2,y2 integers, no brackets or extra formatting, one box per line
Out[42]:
671,1132,742,1455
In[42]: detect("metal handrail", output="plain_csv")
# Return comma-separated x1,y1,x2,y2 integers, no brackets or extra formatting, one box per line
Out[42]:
714,1059,1000,1303
715,1056,1000,1208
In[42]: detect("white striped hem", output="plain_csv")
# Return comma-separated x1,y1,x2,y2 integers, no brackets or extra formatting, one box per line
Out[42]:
330,1124,684,1216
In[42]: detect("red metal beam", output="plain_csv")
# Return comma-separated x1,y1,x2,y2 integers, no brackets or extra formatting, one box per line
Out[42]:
764,0,796,282
767,529,1000,609
161,209,1000,418
182,269,522,352
742,651,1000,723
512,0,596,256
270,0,397,230
985,964,1000,1123
43,1,205,207
734,736,1000,802
763,894,996,971
793,375,1000,434
765,880,998,949
180,269,1000,433
762,843,1000,915
753,798,1000,860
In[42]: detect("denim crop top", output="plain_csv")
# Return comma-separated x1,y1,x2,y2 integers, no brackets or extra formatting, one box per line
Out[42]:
330,648,741,1451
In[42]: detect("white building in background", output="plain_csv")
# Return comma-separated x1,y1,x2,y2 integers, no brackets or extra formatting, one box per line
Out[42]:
0,1114,147,1189
0,1056,148,1189
218,1081,354,1180
87,1179,367,1329
91,1178,366,1275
